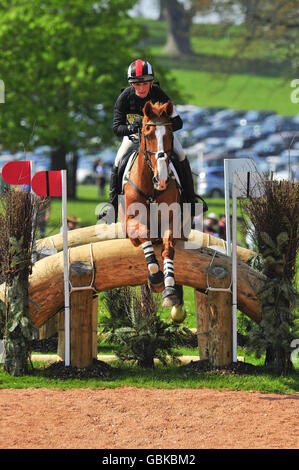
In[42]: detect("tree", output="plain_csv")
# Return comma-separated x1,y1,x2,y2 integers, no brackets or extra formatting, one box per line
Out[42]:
154,0,299,78
240,0,299,77
161,0,212,57
0,0,143,198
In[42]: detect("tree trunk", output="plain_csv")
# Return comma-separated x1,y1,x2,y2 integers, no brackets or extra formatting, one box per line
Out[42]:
51,146,67,171
50,146,78,200
138,357,154,368
162,0,194,56
67,152,78,200
158,0,167,20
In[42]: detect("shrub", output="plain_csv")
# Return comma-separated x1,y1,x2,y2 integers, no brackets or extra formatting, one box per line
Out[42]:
241,178,299,374
100,285,191,368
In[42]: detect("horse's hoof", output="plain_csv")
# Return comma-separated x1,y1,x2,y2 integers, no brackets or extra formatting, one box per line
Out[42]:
162,287,180,307
170,304,186,323
148,271,164,293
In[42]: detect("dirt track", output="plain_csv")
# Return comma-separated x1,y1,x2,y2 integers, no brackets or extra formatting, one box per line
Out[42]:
0,386,298,449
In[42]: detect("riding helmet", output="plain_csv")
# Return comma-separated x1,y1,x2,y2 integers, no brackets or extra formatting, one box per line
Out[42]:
128,59,154,83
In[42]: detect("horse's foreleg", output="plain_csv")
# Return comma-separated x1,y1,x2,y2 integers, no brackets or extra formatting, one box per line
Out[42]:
142,241,159,274
141,240,164,293
161,230,180,307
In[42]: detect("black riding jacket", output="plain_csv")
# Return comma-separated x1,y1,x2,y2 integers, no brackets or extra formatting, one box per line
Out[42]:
113,83,183,138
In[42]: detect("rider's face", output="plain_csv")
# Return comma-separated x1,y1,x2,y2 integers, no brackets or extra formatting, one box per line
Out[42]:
132,81,152,98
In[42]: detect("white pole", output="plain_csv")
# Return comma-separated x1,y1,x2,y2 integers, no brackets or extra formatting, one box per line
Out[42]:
30,161,37,264
61,170,70,366
224,160,231,256
231,173,238,363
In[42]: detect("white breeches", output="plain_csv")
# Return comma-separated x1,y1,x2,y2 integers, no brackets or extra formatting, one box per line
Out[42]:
115,134,185,167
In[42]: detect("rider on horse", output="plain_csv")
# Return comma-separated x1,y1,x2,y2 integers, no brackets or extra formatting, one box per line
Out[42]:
100,59,201,222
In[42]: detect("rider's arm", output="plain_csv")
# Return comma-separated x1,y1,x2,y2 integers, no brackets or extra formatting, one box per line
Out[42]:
113,92,134,137
152,85,183,132
113,103,130,137
170,112,183,132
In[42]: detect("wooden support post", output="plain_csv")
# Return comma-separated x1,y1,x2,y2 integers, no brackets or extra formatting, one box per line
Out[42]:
92,295,99,360
207,264,232,367
194,289,209,360
70,288,94,368
57,261,97,368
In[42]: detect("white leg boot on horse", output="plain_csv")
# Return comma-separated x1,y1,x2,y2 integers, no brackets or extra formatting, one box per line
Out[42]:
161,231,181,307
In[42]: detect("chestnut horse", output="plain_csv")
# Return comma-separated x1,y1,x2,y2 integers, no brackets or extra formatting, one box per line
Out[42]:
121,100,187,309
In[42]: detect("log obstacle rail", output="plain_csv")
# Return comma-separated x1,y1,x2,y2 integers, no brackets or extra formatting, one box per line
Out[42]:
0,223,265,368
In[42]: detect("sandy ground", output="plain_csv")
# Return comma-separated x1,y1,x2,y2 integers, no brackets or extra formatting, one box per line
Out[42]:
0,386,298,450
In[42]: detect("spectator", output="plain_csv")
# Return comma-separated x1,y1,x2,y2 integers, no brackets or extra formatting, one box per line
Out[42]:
203,212,219,237
60,215,81,233
95,159,108,197
218,213,226,240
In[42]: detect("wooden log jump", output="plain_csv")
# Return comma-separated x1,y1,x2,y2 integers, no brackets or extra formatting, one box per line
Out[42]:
36,222,256,264
0,238,264,327
0,224,264,368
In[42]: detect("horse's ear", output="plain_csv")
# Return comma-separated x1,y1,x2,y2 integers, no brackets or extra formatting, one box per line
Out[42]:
143,101,155,119
164,101,173,118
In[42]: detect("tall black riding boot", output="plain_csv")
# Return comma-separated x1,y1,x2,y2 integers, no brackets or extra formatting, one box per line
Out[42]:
178,158,208,217
97,165,120,223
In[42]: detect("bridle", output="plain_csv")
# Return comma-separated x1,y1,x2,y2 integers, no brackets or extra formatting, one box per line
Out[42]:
126,120,174,204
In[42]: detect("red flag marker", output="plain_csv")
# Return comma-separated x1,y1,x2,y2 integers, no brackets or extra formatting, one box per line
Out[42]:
1,161,31,185
31,170,62,196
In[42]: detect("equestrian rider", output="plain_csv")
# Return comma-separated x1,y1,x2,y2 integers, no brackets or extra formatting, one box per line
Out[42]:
101,59,199,222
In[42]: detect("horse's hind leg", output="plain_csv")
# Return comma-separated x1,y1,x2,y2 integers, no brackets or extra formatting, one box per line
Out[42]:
142,241,164,293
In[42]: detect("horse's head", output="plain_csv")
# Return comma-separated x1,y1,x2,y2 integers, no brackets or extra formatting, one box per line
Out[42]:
142,100,174,192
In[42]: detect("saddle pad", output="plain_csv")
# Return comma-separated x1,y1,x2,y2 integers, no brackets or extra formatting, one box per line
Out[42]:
169,161,182,190
122,152,137,191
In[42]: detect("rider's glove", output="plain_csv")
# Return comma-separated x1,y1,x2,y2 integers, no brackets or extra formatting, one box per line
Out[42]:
128,117,142,134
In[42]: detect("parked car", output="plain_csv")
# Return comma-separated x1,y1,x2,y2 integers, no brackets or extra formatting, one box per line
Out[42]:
249,139,283,157
279,149,299,163
197,166,225,198
76,156,97,184
241,110,276,124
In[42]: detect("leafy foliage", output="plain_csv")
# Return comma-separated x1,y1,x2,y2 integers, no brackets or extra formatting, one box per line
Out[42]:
101,285,191,368
241,178,299,374
0,189,40,375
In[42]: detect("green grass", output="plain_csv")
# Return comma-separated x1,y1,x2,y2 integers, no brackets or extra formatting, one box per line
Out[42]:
140,19,298,116
173,70,296,116
0,360,298,393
